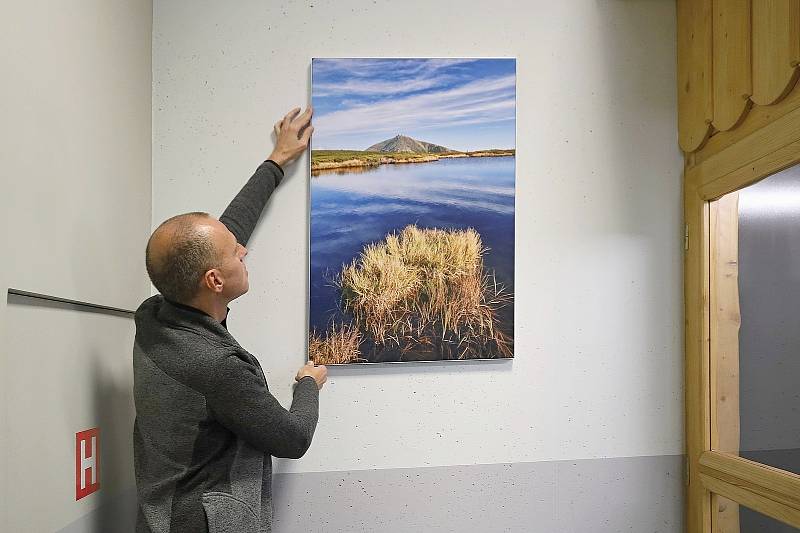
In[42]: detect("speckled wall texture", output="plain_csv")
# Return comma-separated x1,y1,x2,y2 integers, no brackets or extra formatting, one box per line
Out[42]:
152,0,684,530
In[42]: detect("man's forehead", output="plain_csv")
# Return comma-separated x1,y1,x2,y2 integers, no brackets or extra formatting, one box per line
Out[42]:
208,219,237,247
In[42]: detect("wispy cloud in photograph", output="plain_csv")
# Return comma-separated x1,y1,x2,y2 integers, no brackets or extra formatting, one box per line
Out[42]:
312,58,516,151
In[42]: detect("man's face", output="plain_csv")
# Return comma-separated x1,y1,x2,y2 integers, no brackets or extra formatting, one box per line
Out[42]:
208,219,249,301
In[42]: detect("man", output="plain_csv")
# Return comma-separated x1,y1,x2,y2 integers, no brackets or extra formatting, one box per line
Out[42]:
133,107,326,533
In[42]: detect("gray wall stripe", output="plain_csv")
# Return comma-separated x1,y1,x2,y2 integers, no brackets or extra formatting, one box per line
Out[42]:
272,455,684,533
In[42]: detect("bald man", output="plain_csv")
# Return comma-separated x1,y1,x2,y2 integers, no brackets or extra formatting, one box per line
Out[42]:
133,108,327,533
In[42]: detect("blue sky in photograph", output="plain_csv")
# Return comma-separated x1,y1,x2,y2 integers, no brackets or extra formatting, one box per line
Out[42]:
311,58,516,151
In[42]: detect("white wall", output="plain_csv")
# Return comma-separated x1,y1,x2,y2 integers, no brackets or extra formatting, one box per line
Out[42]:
152,0,683,475
4,301,139,532
2,0,153,310
0,0,152,530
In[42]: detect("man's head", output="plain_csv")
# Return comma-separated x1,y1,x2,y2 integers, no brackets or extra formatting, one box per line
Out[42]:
145,212,249,305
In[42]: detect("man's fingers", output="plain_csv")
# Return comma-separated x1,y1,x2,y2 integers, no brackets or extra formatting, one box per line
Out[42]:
295,106,313,127
284,107,301,124
300,125,314,144
274,121,282,136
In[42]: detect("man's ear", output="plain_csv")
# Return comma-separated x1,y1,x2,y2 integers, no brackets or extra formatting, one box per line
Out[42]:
202,268,225,294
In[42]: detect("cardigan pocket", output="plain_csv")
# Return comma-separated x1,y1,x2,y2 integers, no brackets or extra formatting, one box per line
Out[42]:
201,491,259,533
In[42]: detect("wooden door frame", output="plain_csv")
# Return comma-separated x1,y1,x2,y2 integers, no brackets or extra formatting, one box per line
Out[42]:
685,91,800,532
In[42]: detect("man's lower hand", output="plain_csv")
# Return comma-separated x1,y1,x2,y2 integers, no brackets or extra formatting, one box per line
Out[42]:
269,106,314,168
295,360,327,390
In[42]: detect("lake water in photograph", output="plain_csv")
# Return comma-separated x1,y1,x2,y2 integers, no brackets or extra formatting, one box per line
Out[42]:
309,155,516,350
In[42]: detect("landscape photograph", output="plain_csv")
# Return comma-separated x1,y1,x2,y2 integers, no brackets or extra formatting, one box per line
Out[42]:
309,58,516,365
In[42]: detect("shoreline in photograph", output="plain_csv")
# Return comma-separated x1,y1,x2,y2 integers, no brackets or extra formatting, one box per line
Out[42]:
311,149,515,172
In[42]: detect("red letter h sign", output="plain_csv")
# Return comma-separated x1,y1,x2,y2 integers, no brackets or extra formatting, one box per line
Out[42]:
75,428,100,500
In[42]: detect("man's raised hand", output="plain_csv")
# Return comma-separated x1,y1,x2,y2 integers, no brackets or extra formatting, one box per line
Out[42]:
268,107,314,168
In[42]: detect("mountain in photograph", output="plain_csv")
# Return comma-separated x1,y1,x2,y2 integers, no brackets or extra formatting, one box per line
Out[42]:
366,134,452,153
